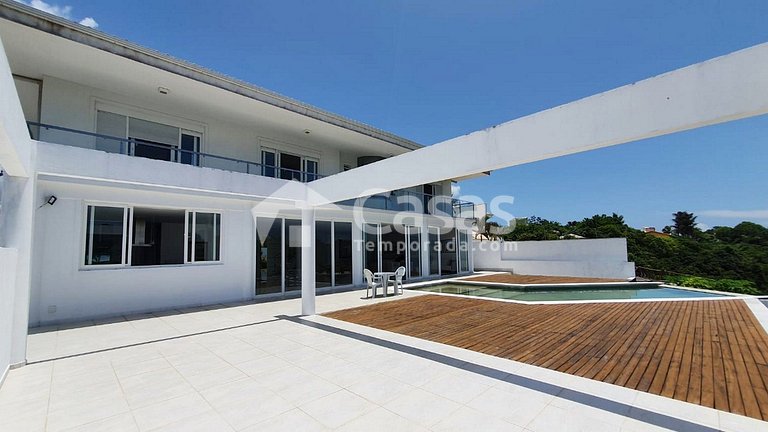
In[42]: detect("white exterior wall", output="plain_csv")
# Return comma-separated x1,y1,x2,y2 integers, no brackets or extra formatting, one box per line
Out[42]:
30,180,256,326
36,76,343,176
0,247,18,384
473,238,635,279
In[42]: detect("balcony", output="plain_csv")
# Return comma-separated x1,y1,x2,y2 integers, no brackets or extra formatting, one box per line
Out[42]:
29,122,475,218
28,122,323,183
337,190,476,219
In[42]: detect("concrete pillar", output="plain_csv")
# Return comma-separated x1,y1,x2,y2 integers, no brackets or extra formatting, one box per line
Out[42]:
300,207,316,315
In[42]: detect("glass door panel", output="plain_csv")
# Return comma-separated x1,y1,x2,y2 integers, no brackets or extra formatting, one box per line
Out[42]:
284,219,302,291
256,217,282,295
280,153,302,181
316,221,332,289
334,222,353,285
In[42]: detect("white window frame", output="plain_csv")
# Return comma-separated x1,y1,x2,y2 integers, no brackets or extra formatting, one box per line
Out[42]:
185,210,223,264
81,202,223,270
82,203,131,269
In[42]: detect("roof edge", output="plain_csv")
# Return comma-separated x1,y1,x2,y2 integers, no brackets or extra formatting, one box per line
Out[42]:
0,1,422,151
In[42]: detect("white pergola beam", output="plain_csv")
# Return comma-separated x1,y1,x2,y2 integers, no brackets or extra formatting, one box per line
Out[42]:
308,42,768,205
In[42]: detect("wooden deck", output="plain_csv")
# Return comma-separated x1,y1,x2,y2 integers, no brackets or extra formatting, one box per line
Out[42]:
325,296,768,420
462,273,625,284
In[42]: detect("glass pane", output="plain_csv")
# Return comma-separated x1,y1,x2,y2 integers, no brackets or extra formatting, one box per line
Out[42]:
85,206,125,265
284,219,302,291
187,212,193,262
96,111,127,153
440,227,458,275
459,231,470,273
262,151,276,177
256,217,282,295
129,117,178,146
334,222,353,286
280,153,302,181
131,208,185,266
363,224,378,274
316,221,332,289
215,213,221,261
133,138,174,162
304,160,318,182
194,212,218,262
429,227,440,275
408,227,421,278
381,224,406,273
180,133,199,166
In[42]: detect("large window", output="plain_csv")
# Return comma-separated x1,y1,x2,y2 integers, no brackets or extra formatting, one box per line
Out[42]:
131,208,186,266
96,111,201,165
363,224,379,273
440,228,458,275
428,227,440,275
256,217,282,295
84,206,129,266
84,205,221,268
316,221,332,289
284,219,302,291
334,222,353,286
260,147,320,182
407,226,421,279
459,230,470,273
381,224,406,273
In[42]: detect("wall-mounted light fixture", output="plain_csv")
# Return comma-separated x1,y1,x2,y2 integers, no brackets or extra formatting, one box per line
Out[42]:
38,195,57,209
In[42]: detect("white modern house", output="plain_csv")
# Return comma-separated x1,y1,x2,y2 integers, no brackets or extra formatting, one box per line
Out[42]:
1,0,767,385
0,2,478,329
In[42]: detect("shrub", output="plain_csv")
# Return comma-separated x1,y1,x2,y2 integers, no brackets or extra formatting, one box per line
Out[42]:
664,275,760,295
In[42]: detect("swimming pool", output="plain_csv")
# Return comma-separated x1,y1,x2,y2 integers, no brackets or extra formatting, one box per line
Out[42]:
411,282,727,302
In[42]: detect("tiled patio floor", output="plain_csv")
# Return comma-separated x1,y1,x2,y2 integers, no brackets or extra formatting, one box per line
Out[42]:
2,289,766,431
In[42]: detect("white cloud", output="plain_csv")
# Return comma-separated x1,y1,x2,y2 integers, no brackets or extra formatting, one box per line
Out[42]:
697,209,768,219
451,184,461,197
16,0,98,28
78,17,98,28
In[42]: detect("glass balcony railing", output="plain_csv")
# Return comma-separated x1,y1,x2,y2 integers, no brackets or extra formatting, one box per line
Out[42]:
28,122,323,182
28,122,476,218
336,190,476,219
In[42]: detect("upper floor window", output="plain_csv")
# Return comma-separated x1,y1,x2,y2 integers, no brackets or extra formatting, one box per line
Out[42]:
96,111,202,166
261,148,319,182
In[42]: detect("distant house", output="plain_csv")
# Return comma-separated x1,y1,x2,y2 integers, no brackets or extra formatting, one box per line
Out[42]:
644,227,672,239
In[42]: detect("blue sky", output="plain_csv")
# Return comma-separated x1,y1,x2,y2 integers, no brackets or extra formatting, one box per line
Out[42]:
25,0,768,229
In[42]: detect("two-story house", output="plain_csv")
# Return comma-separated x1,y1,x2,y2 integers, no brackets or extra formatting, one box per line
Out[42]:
0,2,474,327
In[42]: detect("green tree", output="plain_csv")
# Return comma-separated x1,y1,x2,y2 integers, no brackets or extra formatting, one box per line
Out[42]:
672,211,697,238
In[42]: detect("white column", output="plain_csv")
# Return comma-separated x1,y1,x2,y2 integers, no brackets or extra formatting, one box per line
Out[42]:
300,207,316,315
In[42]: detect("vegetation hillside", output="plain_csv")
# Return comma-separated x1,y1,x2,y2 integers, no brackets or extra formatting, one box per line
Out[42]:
488,213,768,294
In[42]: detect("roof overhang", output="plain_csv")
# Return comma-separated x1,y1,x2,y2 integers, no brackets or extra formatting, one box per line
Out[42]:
0,0,422,154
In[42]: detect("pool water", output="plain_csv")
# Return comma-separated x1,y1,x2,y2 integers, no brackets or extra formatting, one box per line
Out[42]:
413,283,726,302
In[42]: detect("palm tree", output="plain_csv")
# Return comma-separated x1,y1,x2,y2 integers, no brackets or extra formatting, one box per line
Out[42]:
476,213,501,241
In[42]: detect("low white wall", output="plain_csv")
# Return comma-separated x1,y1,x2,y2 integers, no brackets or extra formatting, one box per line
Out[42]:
473,238,635,279
0,248,18,385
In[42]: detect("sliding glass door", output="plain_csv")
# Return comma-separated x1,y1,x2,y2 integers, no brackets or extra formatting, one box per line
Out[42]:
256,218,355,296
256,217,282,295
316,221,332,289
334,222,353,286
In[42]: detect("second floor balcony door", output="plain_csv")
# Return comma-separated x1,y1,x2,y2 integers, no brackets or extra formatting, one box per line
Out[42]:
280,152,302,181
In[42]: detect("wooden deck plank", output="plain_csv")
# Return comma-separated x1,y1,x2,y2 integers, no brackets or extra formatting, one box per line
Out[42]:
325,296,768,421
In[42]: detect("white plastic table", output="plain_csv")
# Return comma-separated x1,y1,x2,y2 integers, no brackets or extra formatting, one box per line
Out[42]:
374,271,396,297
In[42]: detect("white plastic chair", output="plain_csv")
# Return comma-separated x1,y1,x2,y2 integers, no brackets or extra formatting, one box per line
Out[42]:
363,269,382,298
393,266,406,295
